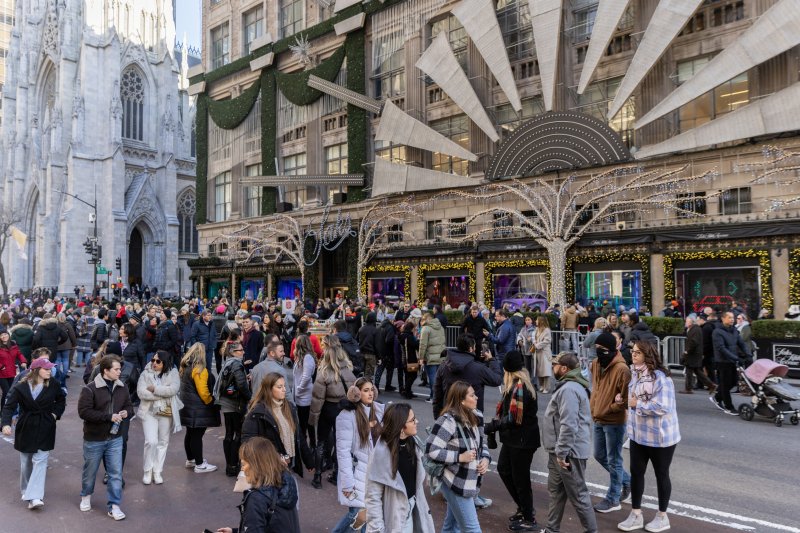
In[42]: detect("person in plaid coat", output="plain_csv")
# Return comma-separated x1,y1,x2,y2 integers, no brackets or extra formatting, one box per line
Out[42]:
425,381,490,533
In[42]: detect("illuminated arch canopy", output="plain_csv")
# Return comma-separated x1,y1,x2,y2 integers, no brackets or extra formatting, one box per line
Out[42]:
486,111,632,180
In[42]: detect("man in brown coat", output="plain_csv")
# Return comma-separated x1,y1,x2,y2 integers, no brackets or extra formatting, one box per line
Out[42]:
589,332,631,514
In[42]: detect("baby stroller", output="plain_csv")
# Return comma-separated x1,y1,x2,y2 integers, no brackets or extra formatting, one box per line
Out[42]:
737,359,800,427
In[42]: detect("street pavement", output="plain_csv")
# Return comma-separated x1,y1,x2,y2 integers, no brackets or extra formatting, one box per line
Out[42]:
0,371,798,533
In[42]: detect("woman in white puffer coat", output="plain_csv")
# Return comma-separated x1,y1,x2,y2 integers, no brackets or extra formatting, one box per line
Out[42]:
332,377,385,533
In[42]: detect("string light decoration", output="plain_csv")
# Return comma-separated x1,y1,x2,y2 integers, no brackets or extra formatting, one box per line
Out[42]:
356,198,422,300
789,248,800,306
565,253,651,309
484,260,550,309
663,250,773,312
361,264,412,304
742,146,800,211
434,165,718,306
417,261,477,304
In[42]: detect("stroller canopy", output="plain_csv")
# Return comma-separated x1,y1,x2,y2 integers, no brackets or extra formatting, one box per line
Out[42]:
744,359,789,384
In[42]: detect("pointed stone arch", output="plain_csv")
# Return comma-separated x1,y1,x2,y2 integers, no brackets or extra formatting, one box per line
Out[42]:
126,175,167,290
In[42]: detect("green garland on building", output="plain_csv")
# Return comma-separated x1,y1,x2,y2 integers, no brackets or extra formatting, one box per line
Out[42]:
345,240,359,298
275,46,346,106
303,239,320,300
195,95,209,225
345,29,367,203
207,79,261,129
261,70,278,215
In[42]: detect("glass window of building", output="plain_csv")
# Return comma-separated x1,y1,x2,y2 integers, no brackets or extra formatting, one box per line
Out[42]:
719,187,751,215
244,164,262,218
431,115,470,176
280,0,304,38
572,2,598,43
177,189,198,254
450,217,467,238
430,16,467,68
214,171,232,222
574,77,635,147
495,97,544,138
575,270,642,311
375,140,407,164
497,0,533,61
492,272,548,311
426,220,443,241
677,57,749,132
325,143,348,174
676,192,706,218
243,6,264,55
210,22,230,69
676,265,759,319
372,45,405,100
120,66,145,141
283,153,307,209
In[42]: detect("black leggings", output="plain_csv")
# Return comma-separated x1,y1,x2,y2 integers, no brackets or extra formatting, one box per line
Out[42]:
184,426,207,463
497,445,536,520
0,377,12,408
223,412,244,468
630,441,676,512
316,402,340,468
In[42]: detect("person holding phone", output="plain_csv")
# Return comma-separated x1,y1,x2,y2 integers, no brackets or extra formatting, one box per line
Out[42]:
540,352,597,533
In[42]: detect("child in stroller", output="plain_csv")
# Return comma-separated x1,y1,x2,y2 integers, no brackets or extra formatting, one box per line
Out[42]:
737,359,800,427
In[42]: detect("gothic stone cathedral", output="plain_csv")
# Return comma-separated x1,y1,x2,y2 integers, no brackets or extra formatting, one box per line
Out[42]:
0,0,197,296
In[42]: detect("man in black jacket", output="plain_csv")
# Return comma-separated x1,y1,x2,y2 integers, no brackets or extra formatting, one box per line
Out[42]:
711,311,751,414
77,355,134,520
462,306,490,347
240,315,264,373
32,315,69,360
682,316,716,394
700,308,718,389
374,317,399,392
432,333,503,418
357,312,380,381
153,309,181,362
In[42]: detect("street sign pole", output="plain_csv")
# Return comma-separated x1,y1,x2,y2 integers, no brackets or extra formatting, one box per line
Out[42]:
107,271,111,301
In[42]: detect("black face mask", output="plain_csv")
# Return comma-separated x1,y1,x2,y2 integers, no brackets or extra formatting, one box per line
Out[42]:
597,347,615,368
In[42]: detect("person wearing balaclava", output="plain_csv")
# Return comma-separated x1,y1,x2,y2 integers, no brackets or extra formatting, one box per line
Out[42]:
588,332,632,515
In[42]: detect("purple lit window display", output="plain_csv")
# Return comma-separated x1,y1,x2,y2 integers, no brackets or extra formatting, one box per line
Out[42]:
368,277,405,304
425,275,470,307
492,273,548,311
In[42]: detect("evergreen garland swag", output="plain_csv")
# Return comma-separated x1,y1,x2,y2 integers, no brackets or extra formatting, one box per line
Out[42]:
207,79,262,130
275,45,347,107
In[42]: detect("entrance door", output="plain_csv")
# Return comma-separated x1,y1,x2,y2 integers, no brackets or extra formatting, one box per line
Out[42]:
128,227,143,287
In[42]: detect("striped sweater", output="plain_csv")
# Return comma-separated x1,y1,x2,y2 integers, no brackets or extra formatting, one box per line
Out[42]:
425,411,490,498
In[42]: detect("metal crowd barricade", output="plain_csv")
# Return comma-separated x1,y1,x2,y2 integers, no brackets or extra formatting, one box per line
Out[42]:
661,335,686,370
445,325,462,349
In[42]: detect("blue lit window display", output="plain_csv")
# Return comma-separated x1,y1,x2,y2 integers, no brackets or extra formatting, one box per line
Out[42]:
240,279,264,301
492,273,548,311
574,270,641,310
277,278,303,300
675,267,759,319
368,277,405,304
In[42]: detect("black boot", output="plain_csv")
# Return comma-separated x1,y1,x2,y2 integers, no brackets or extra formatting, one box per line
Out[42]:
312,444,324,489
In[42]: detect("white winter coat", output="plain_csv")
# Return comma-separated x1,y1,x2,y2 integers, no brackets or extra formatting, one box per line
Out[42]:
137,364,184,432
335,402,385,508
365,438,436,533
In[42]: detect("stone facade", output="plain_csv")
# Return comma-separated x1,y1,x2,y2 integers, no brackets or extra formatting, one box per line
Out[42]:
0,0,198,296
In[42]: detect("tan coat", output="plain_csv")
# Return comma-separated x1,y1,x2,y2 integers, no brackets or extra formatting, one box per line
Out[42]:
589,354,631,425
560,307,579,330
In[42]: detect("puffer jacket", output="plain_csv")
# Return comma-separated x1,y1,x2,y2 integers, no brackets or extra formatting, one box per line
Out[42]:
32,318,68,359
215,357,251,414
136,364,183,430
308,362,357,427
57,322,77,352
9,324,34,362
419,319,446,365
712,323,751,364
235,471,301,533
335,401,385,508
241,402,313,477
0,343,27,378
179,368,220,428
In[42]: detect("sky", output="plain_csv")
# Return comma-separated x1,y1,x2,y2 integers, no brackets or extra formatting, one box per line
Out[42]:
176,0,202,52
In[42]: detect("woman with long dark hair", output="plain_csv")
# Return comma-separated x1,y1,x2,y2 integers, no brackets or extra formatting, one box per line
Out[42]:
398,321,419,400
179,343,220,474
137,349,182,485
425,381,490,533
0,330,27,406
241,372,313,477
618,341,681,533
332,377,384,533
215,437,301,533
365,403,435,533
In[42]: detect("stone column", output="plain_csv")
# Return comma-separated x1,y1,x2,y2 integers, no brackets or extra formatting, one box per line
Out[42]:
475,261,485,306
199,276,206,299
410,265,419,304
650,253,664,311
771,249,789,318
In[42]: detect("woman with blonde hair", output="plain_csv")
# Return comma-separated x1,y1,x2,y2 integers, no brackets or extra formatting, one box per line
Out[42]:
309,334,357,488
490,351,540,531
292,334,317,449
532,316,553,393
178,343,220,474
241,372,313,477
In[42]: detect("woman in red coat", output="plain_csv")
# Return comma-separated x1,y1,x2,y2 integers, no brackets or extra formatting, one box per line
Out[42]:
0,330,28,407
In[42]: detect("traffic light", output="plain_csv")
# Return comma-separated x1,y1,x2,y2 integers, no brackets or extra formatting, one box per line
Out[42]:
115,257,122,270
91,244,102,263
83,239,93,254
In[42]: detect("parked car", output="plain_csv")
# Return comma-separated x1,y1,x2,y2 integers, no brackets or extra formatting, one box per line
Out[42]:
501,291,548,312
692,295,735,313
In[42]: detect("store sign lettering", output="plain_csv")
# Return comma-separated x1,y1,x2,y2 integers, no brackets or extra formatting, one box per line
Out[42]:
695,232,730,240
303,206,356,266
587,239,620,246
773,344,800,370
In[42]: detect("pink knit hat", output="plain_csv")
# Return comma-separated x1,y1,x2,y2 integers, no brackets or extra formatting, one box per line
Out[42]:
215,305,226,314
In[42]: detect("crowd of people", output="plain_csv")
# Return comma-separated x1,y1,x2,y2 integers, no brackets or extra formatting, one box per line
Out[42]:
0,287,765,532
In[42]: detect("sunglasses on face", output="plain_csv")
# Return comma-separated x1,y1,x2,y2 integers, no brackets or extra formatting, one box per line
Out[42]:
152,359,162,364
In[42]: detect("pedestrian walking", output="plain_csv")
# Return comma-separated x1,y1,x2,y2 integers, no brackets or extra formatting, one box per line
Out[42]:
214,437,301,533
32,313,68,360
489,350,540,531
179,343,220,474
309,334,357,488
332,377,385,533
357,312,380,381
711,311,752,414
216,342,252,476
55,313,76,377
419,312,446,402
119,323,145,371
484,309,516,364
241,372,313,478
617,341,681,533
137,350,183,485
425,381,491,533
532,316,553,392
77,355,134,521
365,402,436,533
0,358,66,510
398,320,420,400
516,315,536,375
292,334,317,448
191,308,218,371
540,352,597,533
681,316,716,395
0,330,28,406
10,318,35,365
589,332,632,514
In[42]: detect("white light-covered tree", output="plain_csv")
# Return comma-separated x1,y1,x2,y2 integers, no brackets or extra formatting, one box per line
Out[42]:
436,165,718,307
222,214,307,299
356,198,421,301
745,146,800,211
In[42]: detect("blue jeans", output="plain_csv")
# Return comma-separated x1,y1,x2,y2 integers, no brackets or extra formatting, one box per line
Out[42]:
425,364,439,400
76,349,92,366
440,482,481,533
55,350,71,376
20,450,49,501
81,437,124,509
331,506,365,533
593,422,630,504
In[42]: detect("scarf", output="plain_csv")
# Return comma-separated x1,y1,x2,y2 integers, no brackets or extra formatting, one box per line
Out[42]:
497,380,525,425
632,363,655,402
271,399,295,458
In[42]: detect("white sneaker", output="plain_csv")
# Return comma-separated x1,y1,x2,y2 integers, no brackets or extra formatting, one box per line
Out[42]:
28,499,44,509
194,461,218,473
644,514,670,532
79,495,92,512
143,471,152,485
618,511,644,531
184,459,196,469
153,472,163,484
108,504,126,521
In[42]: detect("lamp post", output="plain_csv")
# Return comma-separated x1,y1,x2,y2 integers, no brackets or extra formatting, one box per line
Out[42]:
56,185,99,294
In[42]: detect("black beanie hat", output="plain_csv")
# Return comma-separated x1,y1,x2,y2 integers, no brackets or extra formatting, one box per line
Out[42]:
503,350,524,373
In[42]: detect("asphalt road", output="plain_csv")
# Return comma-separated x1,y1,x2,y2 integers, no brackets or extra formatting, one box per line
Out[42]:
0,372,798,533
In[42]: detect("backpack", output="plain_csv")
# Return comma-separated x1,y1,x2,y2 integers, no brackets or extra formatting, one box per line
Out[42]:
340,336,364,376
219,360,241,399
78,317,89,337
